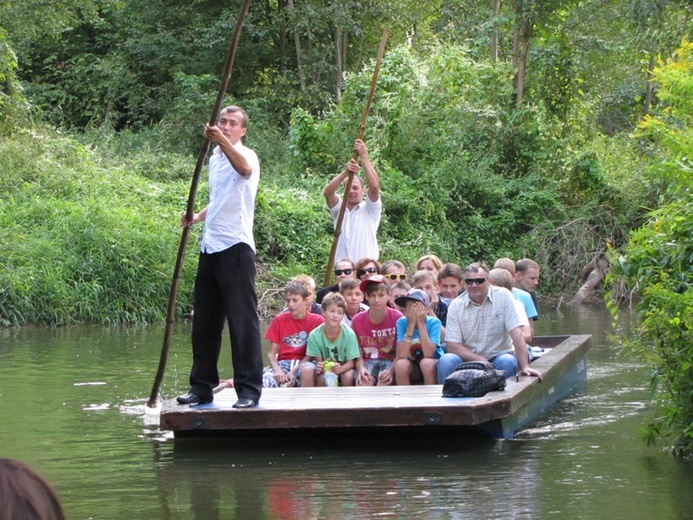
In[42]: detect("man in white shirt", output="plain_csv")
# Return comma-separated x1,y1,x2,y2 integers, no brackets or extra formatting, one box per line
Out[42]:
176,106,263,409
436,262,543,383
323,139,381,262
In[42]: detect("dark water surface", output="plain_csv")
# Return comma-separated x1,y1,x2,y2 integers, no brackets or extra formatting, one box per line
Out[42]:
1,304,692,519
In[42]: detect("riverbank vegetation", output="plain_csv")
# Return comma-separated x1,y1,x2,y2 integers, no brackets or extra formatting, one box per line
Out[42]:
2,1,692,455
608,41,693,458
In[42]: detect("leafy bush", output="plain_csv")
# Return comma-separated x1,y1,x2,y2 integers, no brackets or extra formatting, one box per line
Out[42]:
0,28,29,133
0,127,196,326
286,42,594,286
608,41,693,457
0,41,658,327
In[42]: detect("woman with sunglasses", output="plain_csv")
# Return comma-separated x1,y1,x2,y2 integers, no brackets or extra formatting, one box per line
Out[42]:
354,258,381,306
316,258,356,304
355,258,381,281
380,259,408,283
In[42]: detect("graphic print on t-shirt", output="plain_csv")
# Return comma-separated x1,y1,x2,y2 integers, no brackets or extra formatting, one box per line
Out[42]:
283,330,309,349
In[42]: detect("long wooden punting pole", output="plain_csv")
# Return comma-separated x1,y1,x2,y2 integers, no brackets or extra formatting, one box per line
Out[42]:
147,0,252,408
323,29,389,287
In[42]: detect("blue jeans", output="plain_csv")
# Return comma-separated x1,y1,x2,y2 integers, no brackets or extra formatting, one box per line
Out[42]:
436,350,518,383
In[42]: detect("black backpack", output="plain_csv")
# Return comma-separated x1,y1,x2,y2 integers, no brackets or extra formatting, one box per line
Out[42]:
442,361,507,398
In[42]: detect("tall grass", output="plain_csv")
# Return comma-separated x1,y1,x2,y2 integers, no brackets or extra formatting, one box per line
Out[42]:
0,127,197,326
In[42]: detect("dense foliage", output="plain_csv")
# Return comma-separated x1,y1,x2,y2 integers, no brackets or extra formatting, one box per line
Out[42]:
0,129,196,325
2,0,693,453
608,41,693,458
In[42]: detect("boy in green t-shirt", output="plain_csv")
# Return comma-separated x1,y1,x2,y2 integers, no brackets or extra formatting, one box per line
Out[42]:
300,292,361,386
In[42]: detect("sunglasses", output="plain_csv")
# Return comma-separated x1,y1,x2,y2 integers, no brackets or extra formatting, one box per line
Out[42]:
334,268,353,276
384,273,407,281
464,278,487,286
357,267,378,277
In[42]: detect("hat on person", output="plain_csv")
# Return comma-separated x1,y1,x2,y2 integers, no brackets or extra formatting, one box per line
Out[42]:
394,288,429,308
359,274,391,292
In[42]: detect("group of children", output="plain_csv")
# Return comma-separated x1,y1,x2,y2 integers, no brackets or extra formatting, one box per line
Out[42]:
255,254,539,388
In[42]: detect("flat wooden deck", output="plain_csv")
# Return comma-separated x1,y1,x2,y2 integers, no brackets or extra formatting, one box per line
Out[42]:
160,334,591,439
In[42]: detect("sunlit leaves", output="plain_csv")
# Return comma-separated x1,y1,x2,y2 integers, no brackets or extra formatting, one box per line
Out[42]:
612,41,693,457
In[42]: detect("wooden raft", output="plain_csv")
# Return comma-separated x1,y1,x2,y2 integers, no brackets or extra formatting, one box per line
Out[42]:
160,335,591,440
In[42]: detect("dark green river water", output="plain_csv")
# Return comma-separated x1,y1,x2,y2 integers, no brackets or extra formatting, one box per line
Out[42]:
1,304,692,519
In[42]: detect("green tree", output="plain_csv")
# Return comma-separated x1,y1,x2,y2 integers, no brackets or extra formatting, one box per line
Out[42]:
610,40,693,457
0,27,28,132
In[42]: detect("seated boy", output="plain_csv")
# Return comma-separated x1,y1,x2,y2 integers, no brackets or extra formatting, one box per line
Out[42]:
293,274,322,315
437,262,464,304
281,274,322,315
300,292,360,386
380,259,408,282
263,281,324,387
351,275,404,386
393,289,443,385
339,278,369,327
412,269,448,327
493,257,538,341
390,280,410,312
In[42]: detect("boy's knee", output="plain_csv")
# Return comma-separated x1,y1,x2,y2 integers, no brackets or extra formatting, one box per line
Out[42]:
341,370,355,386
394,358,409,373
418,358,434,374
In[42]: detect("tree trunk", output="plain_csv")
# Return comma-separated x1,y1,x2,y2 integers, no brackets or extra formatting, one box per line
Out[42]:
335,26,343,99
511,1,521,73
307,22,317,84
277,0,288,69
515,30,529,107
512,1,532,108
287,0,306,92
491,0,500,63
644,52,656,116
568,255,610,306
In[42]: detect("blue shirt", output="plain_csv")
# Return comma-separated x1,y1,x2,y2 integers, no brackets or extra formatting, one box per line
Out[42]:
396,315,444,359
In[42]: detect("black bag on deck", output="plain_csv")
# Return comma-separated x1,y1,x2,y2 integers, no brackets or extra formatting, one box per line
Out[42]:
442,361,507,398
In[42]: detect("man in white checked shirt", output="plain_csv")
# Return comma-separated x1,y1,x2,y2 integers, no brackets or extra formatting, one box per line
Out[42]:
436,262,543,383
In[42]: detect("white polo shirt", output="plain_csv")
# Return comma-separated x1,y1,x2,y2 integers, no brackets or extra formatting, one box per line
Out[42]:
201,143,260,254
329,195,382,261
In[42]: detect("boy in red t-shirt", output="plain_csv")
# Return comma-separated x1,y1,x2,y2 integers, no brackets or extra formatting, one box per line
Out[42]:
351,275,404,386
263,280,324,387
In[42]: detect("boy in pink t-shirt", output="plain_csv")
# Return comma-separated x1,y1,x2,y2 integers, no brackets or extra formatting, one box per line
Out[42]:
351,275,403,385
263,280,324,387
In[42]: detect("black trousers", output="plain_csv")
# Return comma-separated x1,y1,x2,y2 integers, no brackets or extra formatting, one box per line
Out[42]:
189,243,263,402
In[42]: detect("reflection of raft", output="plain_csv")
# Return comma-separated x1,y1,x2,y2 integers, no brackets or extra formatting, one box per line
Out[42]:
160,335,591,440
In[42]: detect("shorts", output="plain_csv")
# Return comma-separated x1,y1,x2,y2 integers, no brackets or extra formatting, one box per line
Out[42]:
263,359,304,388
363,359,393,379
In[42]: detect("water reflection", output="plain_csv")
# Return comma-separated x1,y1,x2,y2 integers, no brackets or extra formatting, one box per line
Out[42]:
2,305,693,520
154,440,542,519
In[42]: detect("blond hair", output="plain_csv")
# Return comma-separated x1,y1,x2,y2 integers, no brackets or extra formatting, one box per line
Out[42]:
489,268,514,291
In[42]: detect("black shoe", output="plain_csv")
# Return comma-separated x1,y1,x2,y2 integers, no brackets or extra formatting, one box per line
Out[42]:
176,391,212,406
232,397,258,409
